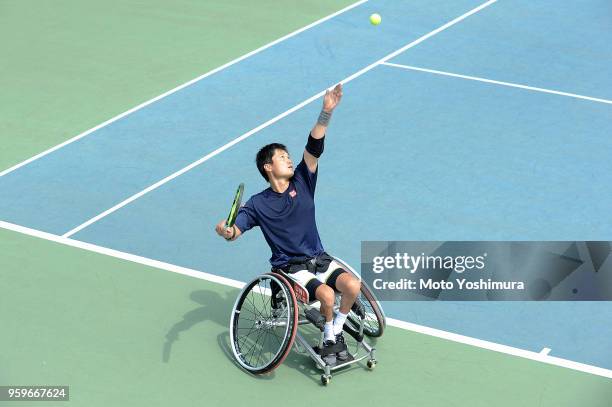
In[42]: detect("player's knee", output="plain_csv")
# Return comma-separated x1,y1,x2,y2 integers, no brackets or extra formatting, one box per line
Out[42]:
348,277,361,296
316,285,335,307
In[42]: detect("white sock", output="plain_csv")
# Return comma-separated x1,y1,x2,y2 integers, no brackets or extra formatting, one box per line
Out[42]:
333,311,348,335
324,321,335,342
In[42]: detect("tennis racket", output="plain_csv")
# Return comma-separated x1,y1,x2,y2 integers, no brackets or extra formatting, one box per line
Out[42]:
226,183,244,229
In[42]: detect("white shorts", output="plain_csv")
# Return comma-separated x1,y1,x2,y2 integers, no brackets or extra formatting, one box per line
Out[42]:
283,259,347,303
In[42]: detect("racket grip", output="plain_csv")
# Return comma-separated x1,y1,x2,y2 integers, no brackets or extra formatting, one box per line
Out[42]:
224,225,236,241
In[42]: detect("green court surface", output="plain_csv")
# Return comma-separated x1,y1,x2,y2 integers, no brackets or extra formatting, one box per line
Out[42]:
1,228,611,406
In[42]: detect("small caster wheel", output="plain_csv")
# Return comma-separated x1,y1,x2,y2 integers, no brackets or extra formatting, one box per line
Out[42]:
321,374,331,385
367,359,377,369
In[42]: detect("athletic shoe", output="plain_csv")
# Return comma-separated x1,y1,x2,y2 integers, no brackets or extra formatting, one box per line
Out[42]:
270,299,285,318
335,333,349,361
321,340,337,366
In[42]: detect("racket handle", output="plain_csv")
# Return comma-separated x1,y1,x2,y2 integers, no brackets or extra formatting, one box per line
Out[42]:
224,225,236,241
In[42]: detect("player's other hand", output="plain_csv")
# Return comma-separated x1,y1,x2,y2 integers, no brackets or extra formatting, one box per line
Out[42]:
215,219,233,239
323,83,343,112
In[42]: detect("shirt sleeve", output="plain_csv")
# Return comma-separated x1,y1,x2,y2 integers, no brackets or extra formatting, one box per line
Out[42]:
293,156,318,195
233,197,259,233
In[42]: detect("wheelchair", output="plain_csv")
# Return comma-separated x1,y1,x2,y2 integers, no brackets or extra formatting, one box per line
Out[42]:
229,256,385,385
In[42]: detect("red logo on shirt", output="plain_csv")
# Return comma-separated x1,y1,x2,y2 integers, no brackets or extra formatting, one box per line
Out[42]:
289,189,297,198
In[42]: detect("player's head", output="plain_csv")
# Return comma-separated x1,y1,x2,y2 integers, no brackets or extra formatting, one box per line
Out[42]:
256,143,294,182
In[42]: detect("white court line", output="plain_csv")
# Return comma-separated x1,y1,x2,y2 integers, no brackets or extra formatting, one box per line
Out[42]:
541,347,552,355
381,62,612,105
1,219,611,380
0,0,369,178
2,220,244,289
389,318,612,379
63,0,499,237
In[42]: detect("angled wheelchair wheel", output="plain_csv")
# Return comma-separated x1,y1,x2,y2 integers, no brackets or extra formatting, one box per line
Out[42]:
230,273,298,374
334,258,386,338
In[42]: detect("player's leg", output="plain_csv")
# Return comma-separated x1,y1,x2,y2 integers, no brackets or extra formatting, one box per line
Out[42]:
320,263,360,361
324,265,360,335
322,258,387,339
281,269,332,331
333,272,361,314
314,284,336,336
314,284,338,365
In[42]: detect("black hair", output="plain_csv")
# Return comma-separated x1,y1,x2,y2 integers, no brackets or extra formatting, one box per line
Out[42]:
256,143,288,181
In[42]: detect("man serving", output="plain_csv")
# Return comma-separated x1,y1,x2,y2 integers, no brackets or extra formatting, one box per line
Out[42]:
215,84,361,365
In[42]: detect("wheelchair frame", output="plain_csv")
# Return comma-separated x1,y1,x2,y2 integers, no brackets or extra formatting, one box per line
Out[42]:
292,297,378,385
229,256,384,386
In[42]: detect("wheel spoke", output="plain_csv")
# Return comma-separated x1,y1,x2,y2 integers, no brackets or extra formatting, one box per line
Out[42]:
231,274,297,372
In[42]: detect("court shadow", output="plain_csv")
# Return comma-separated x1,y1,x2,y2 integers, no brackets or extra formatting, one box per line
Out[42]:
170,289,379,383
280,332,323,385
162,289,236,363
216,331,275,381
216,328,325,384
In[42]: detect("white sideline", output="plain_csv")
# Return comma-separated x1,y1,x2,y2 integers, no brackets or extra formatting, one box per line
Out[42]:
0,220,244,290
382,62,612,105
388,318,612,379
0,0,369,178
1,219,611,379
63,0,499,237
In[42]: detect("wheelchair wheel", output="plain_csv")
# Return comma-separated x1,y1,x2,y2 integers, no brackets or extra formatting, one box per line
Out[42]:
230,273,298,374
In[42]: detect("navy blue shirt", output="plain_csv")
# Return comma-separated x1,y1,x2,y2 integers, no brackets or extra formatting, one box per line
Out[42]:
234,157,325,267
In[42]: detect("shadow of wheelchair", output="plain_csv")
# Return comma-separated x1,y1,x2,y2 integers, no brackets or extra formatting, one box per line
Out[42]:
216,331,275,381
162,288,236,363
163,287,380,384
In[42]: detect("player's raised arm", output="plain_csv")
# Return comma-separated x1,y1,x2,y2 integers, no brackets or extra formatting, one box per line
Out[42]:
304,83,343,172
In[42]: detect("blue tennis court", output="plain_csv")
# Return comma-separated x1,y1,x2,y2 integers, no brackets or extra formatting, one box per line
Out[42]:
1,0,611,377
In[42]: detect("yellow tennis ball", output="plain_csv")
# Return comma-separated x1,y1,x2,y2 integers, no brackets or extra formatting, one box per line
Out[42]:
370,13,381,26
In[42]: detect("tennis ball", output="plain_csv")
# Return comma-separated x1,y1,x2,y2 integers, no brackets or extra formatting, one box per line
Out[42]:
370,13,381,26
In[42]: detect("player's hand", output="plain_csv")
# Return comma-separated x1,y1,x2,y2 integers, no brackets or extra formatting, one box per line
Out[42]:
215,219,233,240
323,83,343,112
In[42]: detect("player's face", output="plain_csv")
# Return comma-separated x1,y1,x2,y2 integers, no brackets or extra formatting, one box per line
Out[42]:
269,149,294,179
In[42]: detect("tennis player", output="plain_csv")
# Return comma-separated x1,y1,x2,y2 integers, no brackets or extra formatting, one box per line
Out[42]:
215,84,360,365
